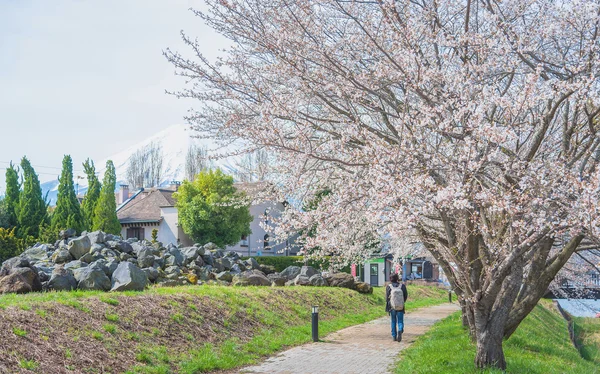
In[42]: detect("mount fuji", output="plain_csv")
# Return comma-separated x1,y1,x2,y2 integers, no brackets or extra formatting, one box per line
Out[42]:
40,124,240,205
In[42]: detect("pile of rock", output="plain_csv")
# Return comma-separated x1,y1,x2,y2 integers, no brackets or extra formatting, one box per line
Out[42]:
0,230,373,295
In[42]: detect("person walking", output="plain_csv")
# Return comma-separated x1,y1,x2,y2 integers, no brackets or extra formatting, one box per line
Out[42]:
386,273,408,342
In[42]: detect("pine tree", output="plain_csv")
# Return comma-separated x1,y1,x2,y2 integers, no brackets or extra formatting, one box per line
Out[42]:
4,162,20,228
51,155,85,235
81,158,101,230
17,157,47,239
93,160,121,234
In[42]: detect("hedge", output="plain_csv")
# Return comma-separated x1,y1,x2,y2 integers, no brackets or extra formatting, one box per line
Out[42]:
241,255,351,273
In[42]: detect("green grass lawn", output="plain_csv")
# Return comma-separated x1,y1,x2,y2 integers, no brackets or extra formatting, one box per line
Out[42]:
574,315,600,365
394,300,599,374
0,284,447,373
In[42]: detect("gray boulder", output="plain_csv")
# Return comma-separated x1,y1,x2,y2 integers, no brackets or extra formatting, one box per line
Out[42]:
164,266,181,279
111,262,148,292
181,247,199,264
77,267,111,291
300,266,318,278
117,241,134,254
225,251,240,261
202,252,214,266
142,267,159,282
137,248,155,268
294,275,311,286
194,245,205,256
64,260,87,271
204,242,218,251
87,231,106,244
165,249,184,267
80,253,95,264
51,249,73,264
88,260,110,276
309,274,328,287
326,273,355,289
267,273,287,286
196,267,212,281
216,271,233,282
119,252,133,262
280,266,301,280
245,257,260,270
230,263,244,274
101,248,118,258
48,267,77,291
216,257,232,271
59,228,76,239
212,260,225,273
89,243,105,256
68,236,92,260
355,281,373,294
259,264,277,275
22,246,49,263
0,261,42,294
232,270,272,286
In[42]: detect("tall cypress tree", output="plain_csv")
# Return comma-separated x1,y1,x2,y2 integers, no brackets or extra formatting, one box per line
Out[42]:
4,162,20,228
17,157,47,238
93,160,121,234
81,158,101,230
51,155,85,234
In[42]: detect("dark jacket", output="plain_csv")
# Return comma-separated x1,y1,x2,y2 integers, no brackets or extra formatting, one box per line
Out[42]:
385,282,408,313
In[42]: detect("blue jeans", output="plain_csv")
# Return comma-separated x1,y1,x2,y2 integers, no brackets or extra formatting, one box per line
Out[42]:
390,309,405,338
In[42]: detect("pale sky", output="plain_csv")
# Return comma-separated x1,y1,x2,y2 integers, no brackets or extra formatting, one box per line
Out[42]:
0,0,225,192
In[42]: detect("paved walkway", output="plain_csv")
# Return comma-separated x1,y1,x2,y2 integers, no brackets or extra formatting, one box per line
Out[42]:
239,303,460,374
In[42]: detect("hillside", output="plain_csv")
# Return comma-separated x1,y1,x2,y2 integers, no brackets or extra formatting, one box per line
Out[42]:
0,285,447,373
40,124,241,205
394,299,599,374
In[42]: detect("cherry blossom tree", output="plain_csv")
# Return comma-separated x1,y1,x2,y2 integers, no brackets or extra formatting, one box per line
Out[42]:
166,0,600,369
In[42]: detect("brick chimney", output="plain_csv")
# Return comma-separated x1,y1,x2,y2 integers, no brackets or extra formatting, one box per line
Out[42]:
119,184,129,204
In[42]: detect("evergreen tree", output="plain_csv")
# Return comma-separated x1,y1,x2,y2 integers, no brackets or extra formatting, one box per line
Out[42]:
51,155,85,235
17,157,47,238
4,162,20,228
93,160,121,234
81,158,101,230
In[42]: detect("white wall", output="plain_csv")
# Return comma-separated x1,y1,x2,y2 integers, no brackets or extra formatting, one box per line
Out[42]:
226,201,295,256
363,261,385,286
159,207,179,245
120,225,155,242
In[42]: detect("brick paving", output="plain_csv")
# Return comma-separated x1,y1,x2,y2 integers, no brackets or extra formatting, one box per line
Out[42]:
239,303,460,374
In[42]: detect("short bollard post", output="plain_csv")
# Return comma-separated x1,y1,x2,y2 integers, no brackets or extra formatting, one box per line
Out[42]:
312,305,319,342
448,290,452,303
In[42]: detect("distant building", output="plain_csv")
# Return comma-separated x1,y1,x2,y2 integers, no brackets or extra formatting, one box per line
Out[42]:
116,183,192,246
225,182,299,257
116,181,298,256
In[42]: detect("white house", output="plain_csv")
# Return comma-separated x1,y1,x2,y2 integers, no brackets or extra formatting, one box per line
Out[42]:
116,184,193,246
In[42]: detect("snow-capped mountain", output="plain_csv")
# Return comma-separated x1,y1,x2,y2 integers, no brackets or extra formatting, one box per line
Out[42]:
41,124,240,205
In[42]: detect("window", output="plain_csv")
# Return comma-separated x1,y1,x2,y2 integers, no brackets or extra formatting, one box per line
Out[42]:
241,234,249,247
126,227,145,240
264,234,270,250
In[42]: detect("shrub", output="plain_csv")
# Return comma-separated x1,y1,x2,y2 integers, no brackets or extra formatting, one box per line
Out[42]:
0,227,28,263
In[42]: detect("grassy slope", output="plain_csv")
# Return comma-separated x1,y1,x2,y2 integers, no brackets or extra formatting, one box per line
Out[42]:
395,299,599,374
574,316,600,365
0,284,447,373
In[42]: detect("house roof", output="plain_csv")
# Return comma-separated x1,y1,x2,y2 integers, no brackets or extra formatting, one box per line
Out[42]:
117,188,177,224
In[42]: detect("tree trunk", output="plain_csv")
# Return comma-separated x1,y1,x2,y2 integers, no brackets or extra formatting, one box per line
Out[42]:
475,328,506,370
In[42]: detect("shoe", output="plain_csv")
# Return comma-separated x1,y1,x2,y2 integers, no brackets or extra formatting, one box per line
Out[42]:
392,336,396,341
397,334,402,342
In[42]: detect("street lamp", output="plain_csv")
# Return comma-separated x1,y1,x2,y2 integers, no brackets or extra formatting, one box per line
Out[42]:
312,305,319,342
